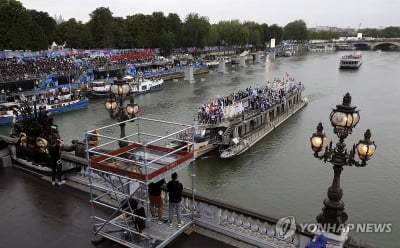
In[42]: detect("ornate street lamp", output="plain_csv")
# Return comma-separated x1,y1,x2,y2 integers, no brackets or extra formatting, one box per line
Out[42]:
310,93,376,234
104,72,138,147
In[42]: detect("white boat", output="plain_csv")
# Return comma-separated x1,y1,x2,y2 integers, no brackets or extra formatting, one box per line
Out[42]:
308,44,336,52
205,60,219,69
339,52,363,69
124,76,164,95
86,80,112,98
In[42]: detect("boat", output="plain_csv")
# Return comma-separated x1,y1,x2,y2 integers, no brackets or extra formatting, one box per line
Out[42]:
205,60,220,69
169,76,307,158
124,76,164,95
308,44,336,52
0,88,88,125
86,79,112,98
339,52,363,69
230,55,240,65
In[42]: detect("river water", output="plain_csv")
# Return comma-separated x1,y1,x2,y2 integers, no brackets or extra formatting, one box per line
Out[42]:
2,51,399,247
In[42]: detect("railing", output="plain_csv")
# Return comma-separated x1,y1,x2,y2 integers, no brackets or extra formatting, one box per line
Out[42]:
53,154,314,248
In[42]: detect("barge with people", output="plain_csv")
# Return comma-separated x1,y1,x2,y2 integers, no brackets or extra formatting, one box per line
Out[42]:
169,75,308,158
0,87,88,125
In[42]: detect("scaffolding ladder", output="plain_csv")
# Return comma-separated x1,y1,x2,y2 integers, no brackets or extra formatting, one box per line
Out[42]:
85,117,196,248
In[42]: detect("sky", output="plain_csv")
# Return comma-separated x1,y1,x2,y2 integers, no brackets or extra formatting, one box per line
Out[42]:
19,0,399,29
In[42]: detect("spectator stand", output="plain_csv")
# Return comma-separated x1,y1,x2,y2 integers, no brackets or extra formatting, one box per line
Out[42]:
86,116,196,248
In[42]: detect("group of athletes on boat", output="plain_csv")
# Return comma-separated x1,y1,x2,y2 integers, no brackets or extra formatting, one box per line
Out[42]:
197,77,303,125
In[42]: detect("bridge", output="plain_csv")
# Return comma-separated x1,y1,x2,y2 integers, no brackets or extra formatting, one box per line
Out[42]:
332,38,400,50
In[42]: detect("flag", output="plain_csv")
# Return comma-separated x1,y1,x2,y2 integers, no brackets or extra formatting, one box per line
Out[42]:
285,72,290,78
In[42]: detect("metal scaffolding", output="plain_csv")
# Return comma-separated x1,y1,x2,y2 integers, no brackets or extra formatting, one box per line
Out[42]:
85,117,195,248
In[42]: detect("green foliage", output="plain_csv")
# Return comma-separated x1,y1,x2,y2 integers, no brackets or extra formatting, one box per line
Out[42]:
207,25,218,46
381,26,400,38
268,24,283,43
28,21,48,50
29,10,56,45
159,31,174,56
112,17,131,49
126,14,157,48
1,1,399,51
283,19,308,40
182,13,210,47
56,18,94,49
88,7,114,48
0,0,32,50
308,30,340,40
166,13,182,47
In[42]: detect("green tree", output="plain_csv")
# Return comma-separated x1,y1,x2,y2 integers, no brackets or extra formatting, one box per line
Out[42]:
216,20,247,46
166,13,182,47
244,21,263,47
0,0,32,50
112,17,131,48
29,10,56,45
56,18,93,49
381,26,400,38
360,28,381,38
126,14,157,48
283,19,308,40
28,21,48,50
151,11,167,48
159,30,174,56
182,13,210,47
308,30,339,40
88,7,114,48
207,25,219,46
267,24,283,43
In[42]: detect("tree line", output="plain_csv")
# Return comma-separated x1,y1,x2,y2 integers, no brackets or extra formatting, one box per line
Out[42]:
1,0,400,55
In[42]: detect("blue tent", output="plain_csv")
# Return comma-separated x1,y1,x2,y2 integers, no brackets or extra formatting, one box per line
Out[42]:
126,65,136,75
38,73,59,88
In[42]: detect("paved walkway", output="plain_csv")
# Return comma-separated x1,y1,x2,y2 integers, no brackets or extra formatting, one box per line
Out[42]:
0,167,235,248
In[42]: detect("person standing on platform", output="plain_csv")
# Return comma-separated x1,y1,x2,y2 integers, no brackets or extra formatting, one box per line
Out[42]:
149,179,165,224
167,172,183,227
49,139,65,185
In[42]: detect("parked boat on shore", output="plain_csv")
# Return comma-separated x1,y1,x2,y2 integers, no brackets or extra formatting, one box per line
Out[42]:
169,76,307,158
339,52,363,69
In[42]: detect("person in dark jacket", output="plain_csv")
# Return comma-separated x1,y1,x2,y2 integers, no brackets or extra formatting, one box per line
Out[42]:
49,139,64,185
149,179,165,223
167,172,183,227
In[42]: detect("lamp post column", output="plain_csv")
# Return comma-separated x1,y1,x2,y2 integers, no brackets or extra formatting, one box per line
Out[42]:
317,140,348,232
117,98,128,147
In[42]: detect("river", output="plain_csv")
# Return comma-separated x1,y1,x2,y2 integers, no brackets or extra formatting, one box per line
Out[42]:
2,51,399,247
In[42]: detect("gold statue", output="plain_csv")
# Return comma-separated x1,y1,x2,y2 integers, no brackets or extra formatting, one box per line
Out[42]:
36,137,49,154
19,132,27,148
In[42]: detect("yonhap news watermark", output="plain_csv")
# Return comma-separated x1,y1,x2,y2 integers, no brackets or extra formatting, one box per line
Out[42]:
299,222,392,233
275,216,392,239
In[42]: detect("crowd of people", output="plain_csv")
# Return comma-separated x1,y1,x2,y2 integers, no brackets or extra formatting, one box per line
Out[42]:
0,50,159,84
0,56,78,82
197,77,303,124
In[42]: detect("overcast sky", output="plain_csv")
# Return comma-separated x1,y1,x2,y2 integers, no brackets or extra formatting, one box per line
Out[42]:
19,0,399,29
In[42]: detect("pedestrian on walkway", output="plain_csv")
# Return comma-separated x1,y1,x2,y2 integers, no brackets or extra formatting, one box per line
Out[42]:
167,172,183,227
49,139,65,185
